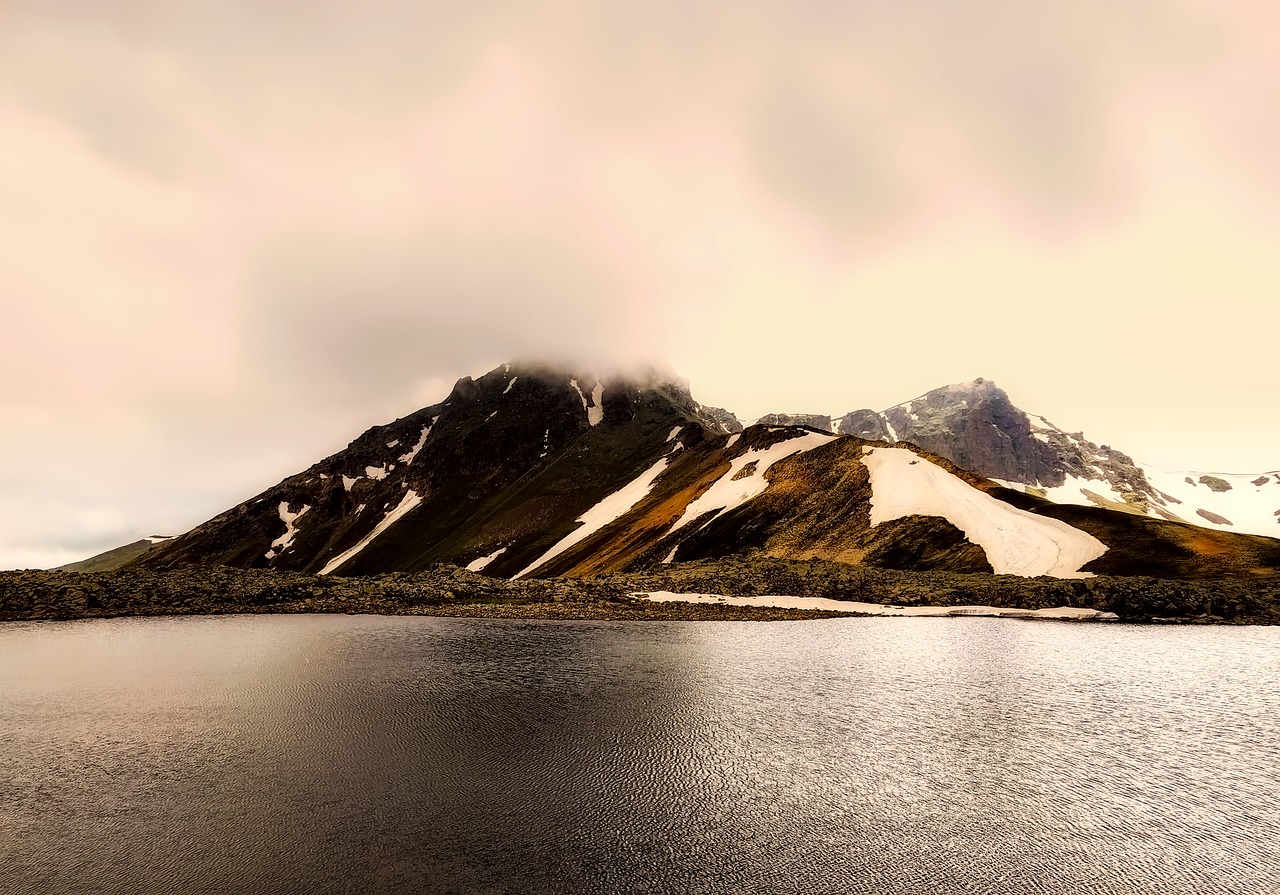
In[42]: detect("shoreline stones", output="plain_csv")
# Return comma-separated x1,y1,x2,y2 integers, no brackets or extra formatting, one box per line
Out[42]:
2,559,1278,625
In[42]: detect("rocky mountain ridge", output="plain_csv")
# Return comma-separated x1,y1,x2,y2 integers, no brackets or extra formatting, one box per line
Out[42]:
122,362,1280,583
758,378,1278,538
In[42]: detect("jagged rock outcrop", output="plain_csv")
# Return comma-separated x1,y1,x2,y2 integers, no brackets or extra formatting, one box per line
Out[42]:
835,409,891,440
841,379,1066,485
834,378,1280,537
695,405,744,434
757,413,833,431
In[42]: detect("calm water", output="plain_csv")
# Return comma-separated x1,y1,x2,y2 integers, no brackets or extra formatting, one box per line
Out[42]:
1,615,1277,895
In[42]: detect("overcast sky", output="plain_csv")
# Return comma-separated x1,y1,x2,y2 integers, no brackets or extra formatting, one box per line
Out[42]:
3,1,1278,569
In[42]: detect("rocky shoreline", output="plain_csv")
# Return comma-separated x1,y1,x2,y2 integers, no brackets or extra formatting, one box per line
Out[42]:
0,565,849,623
3,559,1278,625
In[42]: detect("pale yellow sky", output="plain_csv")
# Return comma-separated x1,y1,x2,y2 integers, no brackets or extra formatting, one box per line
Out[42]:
1,0,1277,567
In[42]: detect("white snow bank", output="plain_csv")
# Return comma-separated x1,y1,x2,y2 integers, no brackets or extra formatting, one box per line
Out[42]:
639,591,1118,620
503,376,518,395
588,383,604,426
667,426,683,442
1139,464,1280,535
342,475,359,491
365,464,389,481
669,431,834,534
399,417,437,464
319,490,422,575
725,433,741,450
270,501,311,555
465,547,508,572
569,378,605,426
862,447,1106,578
515,457,671,578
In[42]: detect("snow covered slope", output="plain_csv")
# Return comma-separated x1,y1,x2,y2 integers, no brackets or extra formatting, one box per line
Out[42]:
995,413,1280,537
862,446,1106,578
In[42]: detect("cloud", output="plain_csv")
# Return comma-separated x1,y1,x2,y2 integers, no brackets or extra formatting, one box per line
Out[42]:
1,0,1278,566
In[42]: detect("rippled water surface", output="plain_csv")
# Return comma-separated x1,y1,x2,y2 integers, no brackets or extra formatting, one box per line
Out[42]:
2,615,1278,895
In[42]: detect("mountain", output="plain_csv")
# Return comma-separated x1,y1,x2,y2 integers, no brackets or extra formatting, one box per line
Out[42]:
145,364,724,577
55,537,172,573
135,363,1280,582
832,378,1280,538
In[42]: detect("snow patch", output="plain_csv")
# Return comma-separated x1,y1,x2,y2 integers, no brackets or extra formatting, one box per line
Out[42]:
639,592,1118,620
588,383,605,426
342,475,359,491
398,417,437,464
503,377,518,395
365,464,388,481
465,547,508,572
725,433,741,450
271,501,311,554
487,411,498,422
862,447,1106,578
569,378,605,426
1038,474,1129,509
667,426,683,442
515,457,671,578
669,431,834,535
319,490,422,575
386,439,400,448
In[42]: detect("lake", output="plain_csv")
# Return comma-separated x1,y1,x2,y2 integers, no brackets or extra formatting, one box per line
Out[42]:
1,615,1277,894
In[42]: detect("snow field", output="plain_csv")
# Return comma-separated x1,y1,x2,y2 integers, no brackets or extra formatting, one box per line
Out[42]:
861,447,1107,578
668,431,835,535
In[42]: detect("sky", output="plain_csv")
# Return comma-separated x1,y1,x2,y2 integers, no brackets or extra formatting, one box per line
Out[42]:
2,0,1278,569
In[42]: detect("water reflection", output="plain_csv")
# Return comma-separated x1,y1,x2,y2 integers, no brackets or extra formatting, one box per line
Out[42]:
0,616,1277,894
